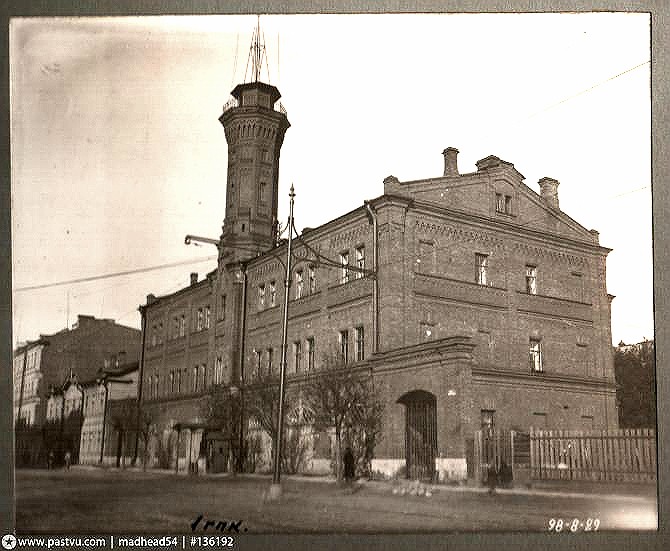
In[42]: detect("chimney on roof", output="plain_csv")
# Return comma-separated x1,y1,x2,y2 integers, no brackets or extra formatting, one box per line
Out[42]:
442,147,459,177
190,272,198,286
538,177,560,209
146,293,156,305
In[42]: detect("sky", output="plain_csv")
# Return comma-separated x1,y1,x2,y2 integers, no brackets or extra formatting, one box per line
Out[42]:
10,13,651,348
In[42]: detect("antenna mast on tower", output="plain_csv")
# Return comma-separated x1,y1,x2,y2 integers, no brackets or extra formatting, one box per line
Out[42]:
245,15,270,84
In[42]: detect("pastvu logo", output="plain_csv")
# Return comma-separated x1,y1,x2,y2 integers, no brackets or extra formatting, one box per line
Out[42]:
1,534,16,550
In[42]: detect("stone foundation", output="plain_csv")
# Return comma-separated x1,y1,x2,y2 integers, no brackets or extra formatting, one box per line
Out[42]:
371,458,405,479
435,457,467,481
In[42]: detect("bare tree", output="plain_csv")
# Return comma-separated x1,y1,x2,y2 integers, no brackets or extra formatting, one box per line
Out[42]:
136,410,155,471
303,355,383,481
201,384,243,473
244,371,282,471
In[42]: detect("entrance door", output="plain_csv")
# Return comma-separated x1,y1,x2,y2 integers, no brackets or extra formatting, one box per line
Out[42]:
208,439,229,473
399,391,437,480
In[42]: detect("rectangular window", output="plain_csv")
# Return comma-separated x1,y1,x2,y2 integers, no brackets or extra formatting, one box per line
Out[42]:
355,246,365,279
173,317,179,340
532,412,547,429
267,348,274,375
418,240,436,273
204,306,211,329
294,341,302,373
526,266,537,295
308,265,316,294
219,294,226,321
505,195,512,214
202,363,207,389
170,371,175,394
214,356,223,385
339,330,349,364
475,253,488,285
355,326,365,361
256,350,262,379
196,308,204,331
258,284,266,309
193,366,198,392
269,281,277,307
295,270,304,299
340,252,350,284
259,181,268,203
158,322,163,344
307,337,315,371
495,193,505,213
481,409,495,433
529,338,543,373
155,373,160,398
179,315,186,338
571,272,584,302
151,325,157,347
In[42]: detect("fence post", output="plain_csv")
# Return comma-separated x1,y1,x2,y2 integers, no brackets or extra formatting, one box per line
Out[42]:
509,430,516,480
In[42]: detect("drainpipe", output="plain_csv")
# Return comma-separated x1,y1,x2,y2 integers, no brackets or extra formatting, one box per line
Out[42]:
364,201,379,354
133,305,148,465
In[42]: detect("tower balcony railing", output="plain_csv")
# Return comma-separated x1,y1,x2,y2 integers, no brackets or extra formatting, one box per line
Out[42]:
221,96,288,117
222,97,239,113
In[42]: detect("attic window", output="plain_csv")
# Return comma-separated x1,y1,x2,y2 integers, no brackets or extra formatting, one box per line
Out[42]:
496,193,513,214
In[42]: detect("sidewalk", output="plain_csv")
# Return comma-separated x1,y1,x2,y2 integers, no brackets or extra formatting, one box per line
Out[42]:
71,464,656,502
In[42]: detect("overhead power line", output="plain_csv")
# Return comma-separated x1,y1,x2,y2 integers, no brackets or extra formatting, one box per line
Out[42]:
14,255,218,292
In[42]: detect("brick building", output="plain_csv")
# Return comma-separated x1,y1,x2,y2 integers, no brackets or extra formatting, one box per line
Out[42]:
138,48,617,481
13,314,141,428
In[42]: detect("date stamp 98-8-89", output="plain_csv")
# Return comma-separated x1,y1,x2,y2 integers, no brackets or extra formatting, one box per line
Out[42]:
547,518,600,532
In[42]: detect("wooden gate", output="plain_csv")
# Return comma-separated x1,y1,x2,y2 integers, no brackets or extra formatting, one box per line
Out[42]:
399,391,437,480
474,429,518,483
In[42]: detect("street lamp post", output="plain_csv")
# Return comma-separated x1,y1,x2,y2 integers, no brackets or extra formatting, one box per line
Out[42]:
269,184,295,500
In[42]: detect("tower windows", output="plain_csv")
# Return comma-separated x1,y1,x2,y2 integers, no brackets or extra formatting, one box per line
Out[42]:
269,281,277,307
308,265,316,293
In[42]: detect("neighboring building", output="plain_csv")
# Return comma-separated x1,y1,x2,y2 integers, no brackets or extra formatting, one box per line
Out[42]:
614,339,656,429
13,314,141,428
45,360,140,466
138,32,617,481
13,339,48,425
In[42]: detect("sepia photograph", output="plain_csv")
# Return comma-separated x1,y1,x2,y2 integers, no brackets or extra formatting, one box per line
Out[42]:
6,7,659,545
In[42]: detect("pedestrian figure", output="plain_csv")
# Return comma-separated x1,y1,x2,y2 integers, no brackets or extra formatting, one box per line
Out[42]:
486,462,498,495
47,450,54,470
343,447,355,485
64,450,71,470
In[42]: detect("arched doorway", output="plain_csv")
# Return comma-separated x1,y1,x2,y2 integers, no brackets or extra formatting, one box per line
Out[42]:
398,390,437,480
